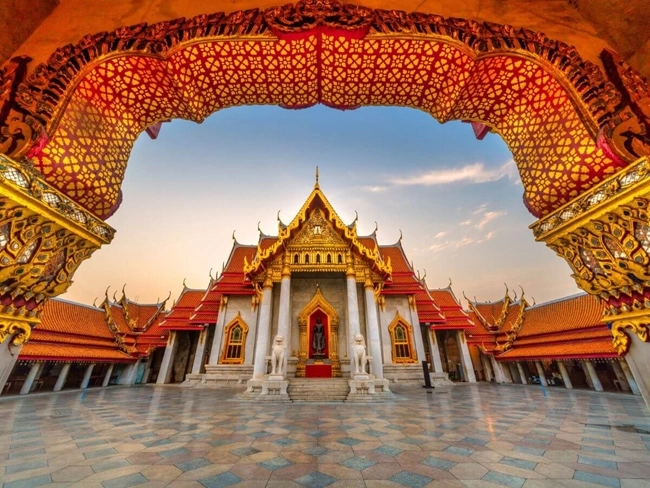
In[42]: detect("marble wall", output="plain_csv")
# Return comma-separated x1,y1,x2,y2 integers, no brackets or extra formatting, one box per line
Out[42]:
220,295,259,365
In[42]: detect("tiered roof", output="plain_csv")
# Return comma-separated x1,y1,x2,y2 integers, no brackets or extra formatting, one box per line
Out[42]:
160,284,207,331
428,285,474,329
465,290,616,361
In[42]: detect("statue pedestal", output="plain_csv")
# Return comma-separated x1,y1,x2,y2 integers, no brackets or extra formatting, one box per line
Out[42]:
347,377,377,402
267,373,285,381
261,378,290,401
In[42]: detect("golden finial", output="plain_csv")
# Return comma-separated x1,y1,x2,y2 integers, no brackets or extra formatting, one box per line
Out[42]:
447,277,452,289
351,210,358,227
531,296,536,306
232,230,237,243
209,268,213,280
398,229,403,242
161,290,172,308
104,286,110,301
417,270,421,280
373,221,378,234
222,261,225,272
182,277,187,288
258,221,263,235
519,285,525,301
421,269,427,282
315,166,319,186
512,288,518,301
113,290,118,302
93,297,98,307
462,290,470,304
503,283,509,298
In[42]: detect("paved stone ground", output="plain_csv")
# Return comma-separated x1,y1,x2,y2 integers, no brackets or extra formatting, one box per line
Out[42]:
1,384,650,488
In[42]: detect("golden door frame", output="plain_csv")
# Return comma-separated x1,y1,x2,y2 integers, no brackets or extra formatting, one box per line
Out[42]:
296,287,340,377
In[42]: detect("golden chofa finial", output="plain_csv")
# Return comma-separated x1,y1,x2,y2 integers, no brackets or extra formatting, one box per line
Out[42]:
315,166,319,187
182,277,187,288
232,230,237,243
209,268,214,281
257,221,263,235
373,221,378,234
447,277,453,289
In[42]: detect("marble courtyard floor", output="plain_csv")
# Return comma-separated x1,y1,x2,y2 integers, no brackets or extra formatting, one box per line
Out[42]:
1,384,650,488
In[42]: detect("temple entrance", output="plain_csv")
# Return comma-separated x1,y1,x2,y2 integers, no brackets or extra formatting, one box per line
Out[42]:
306,310,331,378
297,287,341,378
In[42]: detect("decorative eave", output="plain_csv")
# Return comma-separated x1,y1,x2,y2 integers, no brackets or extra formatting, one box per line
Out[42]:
243,183,392,280
494,296,529,353
464,285,513,332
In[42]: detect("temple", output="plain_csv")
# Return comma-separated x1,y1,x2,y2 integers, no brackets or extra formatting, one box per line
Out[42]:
2,178,641,400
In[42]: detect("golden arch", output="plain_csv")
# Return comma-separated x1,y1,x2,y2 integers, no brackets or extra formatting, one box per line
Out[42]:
297,286,340,377
388,311,417,364
0,1,636,219
219,312,249,365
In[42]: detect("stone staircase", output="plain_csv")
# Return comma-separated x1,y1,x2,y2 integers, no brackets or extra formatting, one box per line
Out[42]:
287,378,350,402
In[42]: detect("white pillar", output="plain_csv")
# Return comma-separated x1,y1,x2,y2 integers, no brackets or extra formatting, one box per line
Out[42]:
535,361,548,386
0,332,27,396
584,360,604,392
557,361,573,389
620,359,641,395
517,362,527,384
490,355,506,383
456,331,477,382
20,363,41,395
481,355,492,382
508,363,519,383
427,329,444,373
277,259,292,376
209,304,229,365
102,364,114,387
364,277,383,379
130,359,141,385
80,364,95,389
142,355,154,383
157,331,179,384
53,362,71,392
191,327,209,374
346,255,361,377
252,273,274,379
611,360,630,392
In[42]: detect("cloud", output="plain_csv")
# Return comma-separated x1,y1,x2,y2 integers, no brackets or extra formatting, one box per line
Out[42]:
391,160,517,187
434,231,448,239
475,211,506,230
459,220,472,226
361,185,388,193
428,232,496,253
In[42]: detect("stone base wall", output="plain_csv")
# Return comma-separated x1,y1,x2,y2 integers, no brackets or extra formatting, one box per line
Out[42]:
184,364,253,387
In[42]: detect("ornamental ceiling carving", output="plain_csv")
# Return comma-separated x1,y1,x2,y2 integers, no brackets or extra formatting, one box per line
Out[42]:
0,0,648,218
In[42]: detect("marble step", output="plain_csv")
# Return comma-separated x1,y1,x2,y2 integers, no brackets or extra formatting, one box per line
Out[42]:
288,378,350,402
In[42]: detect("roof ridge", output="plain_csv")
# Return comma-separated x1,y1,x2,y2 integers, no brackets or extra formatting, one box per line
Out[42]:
526,291,589,310
53,297,102,311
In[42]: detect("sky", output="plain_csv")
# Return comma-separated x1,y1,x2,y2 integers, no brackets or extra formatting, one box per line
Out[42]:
63,104,582,307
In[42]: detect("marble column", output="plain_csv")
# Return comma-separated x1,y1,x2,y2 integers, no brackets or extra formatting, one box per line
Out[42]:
252,272,274,379
142,355,154,383
584,360,604,392
611,360,630,392
102,364,114,387
456,331,477,383
20,363,41,395
427,329,444,373
0,334,24,396
535,361,548,386
346,254,361,377
620,359,641,396
53,362,71,392
191,327,209,375
508,363,519,383
364,273,383,379
276,256,292,376
490,355,506,383
157,331,179,384
209,304,229,365
557,361,573,389
80,364,95,389
481,355,493,382
516,362,527,385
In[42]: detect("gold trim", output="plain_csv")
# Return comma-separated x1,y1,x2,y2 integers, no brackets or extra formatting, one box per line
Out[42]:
219,312,249,365
0,313,33,346
388,311,417,364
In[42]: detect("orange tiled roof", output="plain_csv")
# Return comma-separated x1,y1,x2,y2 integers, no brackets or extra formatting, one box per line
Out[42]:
160,288,206,330
429,288,474,329
497,339,617,360
518,293,605,336
20,342,134,361
39,299,112,339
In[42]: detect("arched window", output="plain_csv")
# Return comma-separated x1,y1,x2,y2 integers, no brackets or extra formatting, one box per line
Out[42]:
305,253,310,264
388,313,417,363
294,253,299,264
338,254,343,264
220,313,249,364
327,254,332,264
316,254,321,264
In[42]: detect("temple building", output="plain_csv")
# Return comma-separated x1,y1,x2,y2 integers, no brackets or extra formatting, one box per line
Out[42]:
0,179,643,400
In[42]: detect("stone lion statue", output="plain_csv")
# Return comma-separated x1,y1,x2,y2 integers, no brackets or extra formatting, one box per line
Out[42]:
270,334,285,375
352,333,367,375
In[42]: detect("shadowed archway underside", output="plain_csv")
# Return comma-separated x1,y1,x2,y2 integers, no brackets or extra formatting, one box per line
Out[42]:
3,0,647,219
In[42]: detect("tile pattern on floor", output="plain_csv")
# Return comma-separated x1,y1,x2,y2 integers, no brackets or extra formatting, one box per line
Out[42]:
1,383,650,488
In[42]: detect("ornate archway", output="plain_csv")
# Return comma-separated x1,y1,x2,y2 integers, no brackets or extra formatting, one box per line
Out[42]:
0,0,649,393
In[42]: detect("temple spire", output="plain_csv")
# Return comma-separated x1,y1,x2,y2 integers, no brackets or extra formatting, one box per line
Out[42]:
315,166,319,188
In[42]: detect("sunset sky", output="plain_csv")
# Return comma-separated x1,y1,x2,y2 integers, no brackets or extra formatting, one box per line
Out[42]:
63,104,581,308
